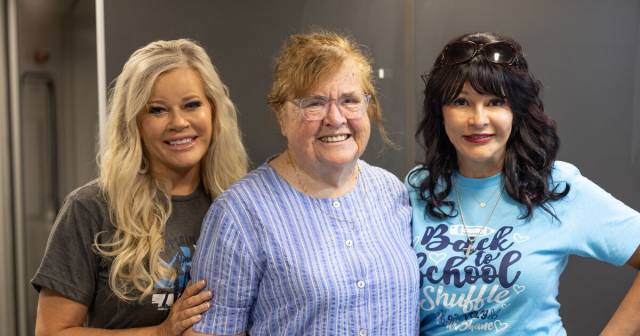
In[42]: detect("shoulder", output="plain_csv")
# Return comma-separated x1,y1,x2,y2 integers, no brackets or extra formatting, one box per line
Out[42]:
214,163,277,206
66,180,104,203
48,180,111,241
60,180,109,222
359,161,410,208
551,161,582,183
205,163,281,228
359,160,403,191
550,161,595,195
404,165,428,192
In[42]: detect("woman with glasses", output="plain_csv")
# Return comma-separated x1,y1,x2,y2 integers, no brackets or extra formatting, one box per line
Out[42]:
32,39,248,335
186,31,419,335
407,32,640,335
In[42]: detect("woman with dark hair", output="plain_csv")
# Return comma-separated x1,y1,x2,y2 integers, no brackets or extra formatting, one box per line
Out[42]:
407,32,640,335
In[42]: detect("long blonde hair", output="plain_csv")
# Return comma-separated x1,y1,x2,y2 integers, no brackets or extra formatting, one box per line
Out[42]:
97,39,248,301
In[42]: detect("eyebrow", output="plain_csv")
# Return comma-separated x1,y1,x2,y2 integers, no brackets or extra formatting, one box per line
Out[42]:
181,94,202,101
307,91,359,98
147,94,202,104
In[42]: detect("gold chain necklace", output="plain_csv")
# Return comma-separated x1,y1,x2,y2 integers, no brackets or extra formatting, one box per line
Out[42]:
453,180,502,258
286,151,362,222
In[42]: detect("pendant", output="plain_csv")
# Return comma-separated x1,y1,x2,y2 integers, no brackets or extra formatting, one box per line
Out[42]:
464,238,476,258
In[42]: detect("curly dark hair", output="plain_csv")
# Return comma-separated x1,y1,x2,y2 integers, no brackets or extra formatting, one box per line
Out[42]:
409,32,569,220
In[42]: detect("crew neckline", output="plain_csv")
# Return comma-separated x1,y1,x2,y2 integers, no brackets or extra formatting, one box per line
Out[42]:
454,171,502,189
171,184,207,202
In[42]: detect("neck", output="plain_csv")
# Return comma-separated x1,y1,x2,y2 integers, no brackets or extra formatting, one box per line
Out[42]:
151,165,201,196
274,150,359,198
457,158,504,178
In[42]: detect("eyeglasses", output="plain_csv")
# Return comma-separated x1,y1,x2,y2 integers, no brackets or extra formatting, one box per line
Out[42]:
440,41,518,66
291,93,371,121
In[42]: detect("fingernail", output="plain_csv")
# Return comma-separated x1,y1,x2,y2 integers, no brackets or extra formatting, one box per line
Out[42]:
199,279,206,285
196,314,202,321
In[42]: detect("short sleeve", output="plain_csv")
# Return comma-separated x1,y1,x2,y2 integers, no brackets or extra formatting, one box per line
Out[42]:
30,193,101,306
191,198,264,335
565,174,640,266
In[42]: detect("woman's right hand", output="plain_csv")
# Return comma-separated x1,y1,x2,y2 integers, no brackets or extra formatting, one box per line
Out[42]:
157,280,212,336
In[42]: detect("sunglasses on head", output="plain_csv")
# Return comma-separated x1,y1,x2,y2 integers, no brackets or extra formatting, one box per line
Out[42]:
440,40,518,66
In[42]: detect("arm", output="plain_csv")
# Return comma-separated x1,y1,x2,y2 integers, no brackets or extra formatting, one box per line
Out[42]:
600,247,640,336
35,281,211,336
35,288,158,336
188,199,262,335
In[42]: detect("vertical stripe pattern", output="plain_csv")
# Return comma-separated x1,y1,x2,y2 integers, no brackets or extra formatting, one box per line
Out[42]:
192,160,419,335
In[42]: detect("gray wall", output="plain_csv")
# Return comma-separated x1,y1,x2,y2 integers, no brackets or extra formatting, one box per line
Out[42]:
11,0,98,334
105,0,412,176
104,1,640,334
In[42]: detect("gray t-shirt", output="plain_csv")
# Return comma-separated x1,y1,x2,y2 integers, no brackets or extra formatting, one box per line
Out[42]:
31,180,210,328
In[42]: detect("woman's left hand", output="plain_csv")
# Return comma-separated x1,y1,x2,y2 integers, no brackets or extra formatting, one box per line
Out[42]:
157,280,212,336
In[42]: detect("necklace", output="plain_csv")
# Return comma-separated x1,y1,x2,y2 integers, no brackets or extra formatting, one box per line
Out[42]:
468,186,501,208
453,180,502,258
286,151,362,222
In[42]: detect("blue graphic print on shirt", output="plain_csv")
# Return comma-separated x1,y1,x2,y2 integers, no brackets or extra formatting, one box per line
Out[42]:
153,235,195,310
417,223,524,333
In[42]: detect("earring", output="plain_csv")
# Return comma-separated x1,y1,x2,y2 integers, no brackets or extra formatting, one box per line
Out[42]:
138,155,149,175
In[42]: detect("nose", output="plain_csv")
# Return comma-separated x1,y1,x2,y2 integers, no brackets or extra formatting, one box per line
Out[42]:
469,105,489,128
168,108,190,131
323,99,347,126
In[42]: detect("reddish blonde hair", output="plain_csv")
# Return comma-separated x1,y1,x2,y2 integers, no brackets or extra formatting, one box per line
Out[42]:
267,31,390,144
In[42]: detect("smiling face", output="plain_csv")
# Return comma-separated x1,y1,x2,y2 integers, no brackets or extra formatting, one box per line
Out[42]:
443,81,513,177
279,59,370,173
137,66,213,180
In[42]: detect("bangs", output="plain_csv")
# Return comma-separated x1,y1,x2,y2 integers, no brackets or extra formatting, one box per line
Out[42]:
291,47,346,98
439,61,509,103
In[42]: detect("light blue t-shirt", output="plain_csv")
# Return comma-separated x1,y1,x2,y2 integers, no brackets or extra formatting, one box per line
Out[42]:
407,161,640,335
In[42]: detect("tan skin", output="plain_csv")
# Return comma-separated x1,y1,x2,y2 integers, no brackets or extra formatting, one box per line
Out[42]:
445,83,640,336
35,67,214,336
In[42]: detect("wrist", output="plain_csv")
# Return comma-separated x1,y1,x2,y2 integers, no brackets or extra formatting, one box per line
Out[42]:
155,323,168,336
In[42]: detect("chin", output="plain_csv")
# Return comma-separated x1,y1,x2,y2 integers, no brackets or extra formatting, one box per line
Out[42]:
166,157,203,172
321,155,360,167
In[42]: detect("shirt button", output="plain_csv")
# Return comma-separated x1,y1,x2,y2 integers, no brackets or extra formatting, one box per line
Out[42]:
358,329,368,336
332,201,341,208
356,280,365,288
345,239,353,247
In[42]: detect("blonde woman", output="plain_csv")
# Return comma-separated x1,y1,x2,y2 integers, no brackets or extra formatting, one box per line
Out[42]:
32,39,248,335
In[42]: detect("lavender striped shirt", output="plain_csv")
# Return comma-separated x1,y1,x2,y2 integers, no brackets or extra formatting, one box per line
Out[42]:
191,160,419,335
